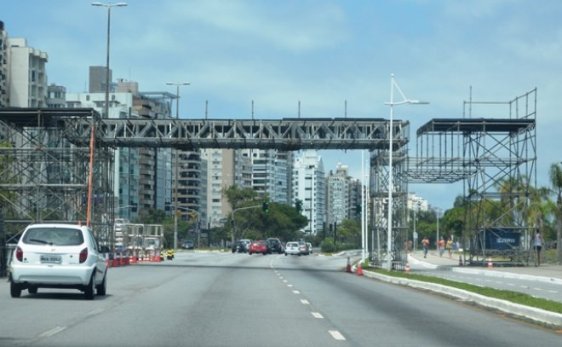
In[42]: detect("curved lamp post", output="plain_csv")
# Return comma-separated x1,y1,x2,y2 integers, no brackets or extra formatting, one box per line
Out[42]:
384,74,428,270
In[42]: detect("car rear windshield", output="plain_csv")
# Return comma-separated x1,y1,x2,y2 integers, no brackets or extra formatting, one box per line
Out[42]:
23,227,84,246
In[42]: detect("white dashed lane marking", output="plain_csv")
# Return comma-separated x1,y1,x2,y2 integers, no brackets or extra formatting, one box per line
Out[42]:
311,312,324,319
301,299,310,305
329,330,346,341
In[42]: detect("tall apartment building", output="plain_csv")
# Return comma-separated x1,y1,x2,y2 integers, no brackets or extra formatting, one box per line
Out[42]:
89,65,111,93
66,78,178,221
200,149,253,229
348,178,362,220
326,164,350,226
0,21,8,107
7,37,48,107
241,149,291,204
292,150,325,234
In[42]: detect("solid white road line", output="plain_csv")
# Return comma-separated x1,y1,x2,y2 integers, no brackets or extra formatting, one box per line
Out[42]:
39,326,66,338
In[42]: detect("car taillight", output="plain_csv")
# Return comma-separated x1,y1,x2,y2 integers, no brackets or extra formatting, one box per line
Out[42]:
79,247,88,263
15,246,23,262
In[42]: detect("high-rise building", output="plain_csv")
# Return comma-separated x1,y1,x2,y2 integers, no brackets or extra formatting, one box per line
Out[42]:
348,178,362,220
326,164,350,226
89,66,111,93
66,80,177,221
241,149,291,204
0,21,8,107
7,37,48,107
292,150,325,234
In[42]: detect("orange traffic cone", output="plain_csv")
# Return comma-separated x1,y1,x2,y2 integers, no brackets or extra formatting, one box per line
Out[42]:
356,263,364,276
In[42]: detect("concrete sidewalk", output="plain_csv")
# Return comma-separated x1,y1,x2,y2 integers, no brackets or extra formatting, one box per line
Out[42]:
408,250,562,285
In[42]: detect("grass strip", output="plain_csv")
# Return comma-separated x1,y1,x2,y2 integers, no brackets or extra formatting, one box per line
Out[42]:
366,267,562,315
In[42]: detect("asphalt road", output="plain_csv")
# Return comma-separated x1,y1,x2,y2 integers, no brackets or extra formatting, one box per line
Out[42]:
1,251,560,346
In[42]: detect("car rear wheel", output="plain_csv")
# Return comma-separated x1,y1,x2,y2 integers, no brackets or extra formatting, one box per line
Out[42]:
84,273,95,300
96,272,107,296
10,281,22,298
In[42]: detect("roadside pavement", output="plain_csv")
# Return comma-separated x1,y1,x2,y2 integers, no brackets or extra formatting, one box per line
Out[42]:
360,250,562,328
408,250,562,285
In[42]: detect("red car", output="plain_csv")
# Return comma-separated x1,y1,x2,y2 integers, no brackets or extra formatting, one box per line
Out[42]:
248,240,269,255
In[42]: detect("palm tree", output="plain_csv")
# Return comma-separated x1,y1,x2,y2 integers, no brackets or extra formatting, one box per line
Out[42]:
549,163,562,264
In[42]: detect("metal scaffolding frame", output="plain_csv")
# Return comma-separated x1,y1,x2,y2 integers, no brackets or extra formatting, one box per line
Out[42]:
406,89,537,265
369,120,410,267
0,108,114,246
0,88,537,268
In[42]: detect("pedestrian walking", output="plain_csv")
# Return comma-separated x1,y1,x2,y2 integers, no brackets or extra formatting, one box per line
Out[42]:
533,228,544,266
438,237,445,257
422,236,430,258
446,237,453,258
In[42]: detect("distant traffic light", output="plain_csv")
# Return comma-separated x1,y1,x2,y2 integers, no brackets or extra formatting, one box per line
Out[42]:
262,201,269,213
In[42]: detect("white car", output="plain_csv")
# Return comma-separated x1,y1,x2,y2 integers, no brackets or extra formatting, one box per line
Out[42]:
9,223,108,300
284,242,301,256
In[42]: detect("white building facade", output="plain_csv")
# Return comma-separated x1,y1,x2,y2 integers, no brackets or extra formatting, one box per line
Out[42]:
7,38,48,107
292,150,325,234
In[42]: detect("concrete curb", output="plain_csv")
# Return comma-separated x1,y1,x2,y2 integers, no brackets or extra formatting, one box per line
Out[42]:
362,270,562,328
452,267,562,286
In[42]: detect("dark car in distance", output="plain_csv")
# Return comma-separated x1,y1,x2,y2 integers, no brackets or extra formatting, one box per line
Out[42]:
266,238,284,254
232,239,251,253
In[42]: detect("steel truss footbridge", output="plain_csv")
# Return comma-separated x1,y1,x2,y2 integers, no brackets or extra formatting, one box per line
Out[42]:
0,88,537,267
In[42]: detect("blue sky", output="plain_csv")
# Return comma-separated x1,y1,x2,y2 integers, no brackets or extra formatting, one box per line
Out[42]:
3,0,562,210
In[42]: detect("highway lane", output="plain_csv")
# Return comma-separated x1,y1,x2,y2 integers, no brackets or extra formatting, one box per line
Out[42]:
0,251,560,346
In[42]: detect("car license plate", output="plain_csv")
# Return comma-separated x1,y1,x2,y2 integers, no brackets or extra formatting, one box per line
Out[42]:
40,255,62,264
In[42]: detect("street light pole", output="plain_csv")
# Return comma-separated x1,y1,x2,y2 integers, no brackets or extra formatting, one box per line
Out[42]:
166,82,190,250
384,74,428,270
91,2,127,118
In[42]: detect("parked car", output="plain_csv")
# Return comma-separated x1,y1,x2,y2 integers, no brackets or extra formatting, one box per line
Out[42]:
284,241,301,256
248,240,269,255
182,240,194,249
232,239,251,253
266,237,284,254
9,223,108,300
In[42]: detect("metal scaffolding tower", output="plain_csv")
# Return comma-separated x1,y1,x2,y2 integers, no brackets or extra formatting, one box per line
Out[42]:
407,88,537,265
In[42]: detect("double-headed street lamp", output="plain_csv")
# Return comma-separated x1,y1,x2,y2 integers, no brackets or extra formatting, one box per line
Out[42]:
384,74,428,270
91,2,127,118
166,82,190,249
